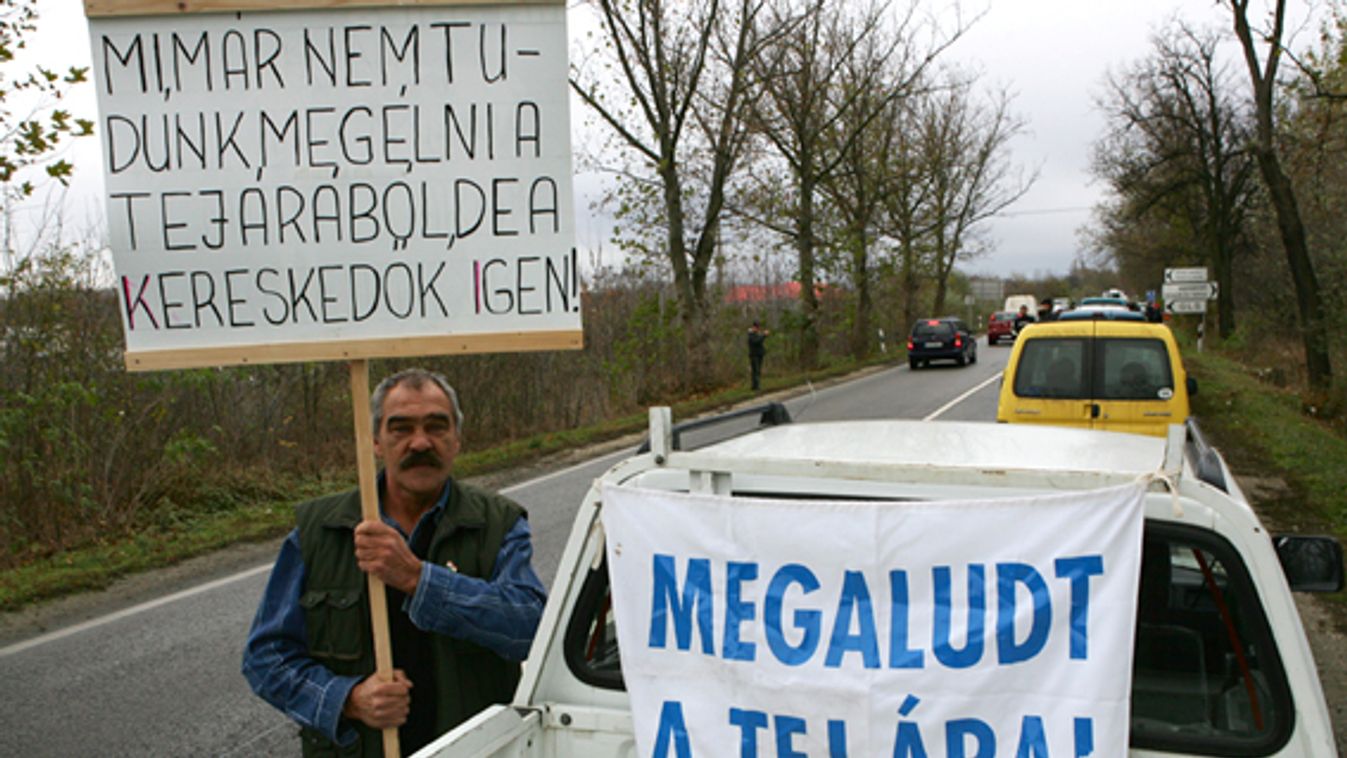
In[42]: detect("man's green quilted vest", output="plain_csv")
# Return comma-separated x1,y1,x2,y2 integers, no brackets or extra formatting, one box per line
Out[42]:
294,481,525,757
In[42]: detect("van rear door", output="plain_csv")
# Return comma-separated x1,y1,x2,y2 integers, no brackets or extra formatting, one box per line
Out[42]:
1001,320,1097,429
1090,322,1184,435
999,321,1189,436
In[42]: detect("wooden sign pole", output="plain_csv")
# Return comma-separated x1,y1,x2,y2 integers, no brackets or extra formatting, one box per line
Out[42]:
348,359,401,758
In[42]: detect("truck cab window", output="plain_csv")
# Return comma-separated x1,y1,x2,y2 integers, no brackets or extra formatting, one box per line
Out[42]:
563,556,624,690
1132,523,1292,755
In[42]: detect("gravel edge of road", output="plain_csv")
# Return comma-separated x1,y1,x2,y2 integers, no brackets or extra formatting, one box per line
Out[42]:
1294,592,1347,755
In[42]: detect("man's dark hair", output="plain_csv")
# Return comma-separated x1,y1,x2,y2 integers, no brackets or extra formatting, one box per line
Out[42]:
371,368,463,437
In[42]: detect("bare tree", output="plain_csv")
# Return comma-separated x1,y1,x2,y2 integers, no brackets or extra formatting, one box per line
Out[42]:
1281,16,1347,314
878,97,938,332
747,0,966,366
571,0,775,381
1223,0,1332,389
1084,194,1195,291
1094,24,1255,337
817,56,908,358
921,75,1033,315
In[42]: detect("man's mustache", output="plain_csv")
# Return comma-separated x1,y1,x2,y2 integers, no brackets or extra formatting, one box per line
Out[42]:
399,450,443,470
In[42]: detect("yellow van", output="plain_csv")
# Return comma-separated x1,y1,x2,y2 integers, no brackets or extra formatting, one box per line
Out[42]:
996,317,1195,436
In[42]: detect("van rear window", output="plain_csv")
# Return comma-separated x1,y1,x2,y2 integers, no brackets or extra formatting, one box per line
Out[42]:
1096,338,1174,400
1013,338,1088,398
1014,337,1175,401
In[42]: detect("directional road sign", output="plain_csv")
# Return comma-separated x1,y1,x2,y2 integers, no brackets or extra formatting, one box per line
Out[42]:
1166,299,1208,314
1165,267,1210,283
1162,282,1218,301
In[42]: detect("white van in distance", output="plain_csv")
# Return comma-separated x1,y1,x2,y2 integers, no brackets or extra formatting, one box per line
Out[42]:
1004,294,1038,315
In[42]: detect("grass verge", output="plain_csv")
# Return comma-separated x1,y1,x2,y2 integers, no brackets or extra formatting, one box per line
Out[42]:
0,355,889,612
1185,346,1347,544
0,477,333,612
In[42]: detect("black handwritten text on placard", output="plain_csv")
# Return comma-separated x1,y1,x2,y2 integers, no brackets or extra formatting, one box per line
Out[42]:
100,22,527,96
119,247,579,333
91,6,580,353
109,176,560,252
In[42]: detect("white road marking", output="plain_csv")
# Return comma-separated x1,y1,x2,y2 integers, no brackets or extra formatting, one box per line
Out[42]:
0,563,273,658
923,372,1004,421
496,447,633,493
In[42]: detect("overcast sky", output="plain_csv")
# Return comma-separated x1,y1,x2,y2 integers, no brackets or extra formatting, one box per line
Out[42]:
936,0,1282,279
29,0,1321,279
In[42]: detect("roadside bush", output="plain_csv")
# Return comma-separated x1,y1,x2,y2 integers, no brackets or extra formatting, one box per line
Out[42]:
1,253,850,567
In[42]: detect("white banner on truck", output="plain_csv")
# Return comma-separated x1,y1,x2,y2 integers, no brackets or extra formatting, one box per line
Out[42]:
602,481,1146,757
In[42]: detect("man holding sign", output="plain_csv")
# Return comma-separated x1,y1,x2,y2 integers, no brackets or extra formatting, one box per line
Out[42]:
243,368,546,756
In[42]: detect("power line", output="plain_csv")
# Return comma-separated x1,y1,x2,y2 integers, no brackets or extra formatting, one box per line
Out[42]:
994,205,1094,218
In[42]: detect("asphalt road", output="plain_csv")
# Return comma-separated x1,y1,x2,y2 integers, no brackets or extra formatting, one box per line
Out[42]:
12,340,1291,756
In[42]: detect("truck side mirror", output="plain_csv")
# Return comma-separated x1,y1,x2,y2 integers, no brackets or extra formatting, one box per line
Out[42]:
1187,377,1198,396
1274,535,1344,592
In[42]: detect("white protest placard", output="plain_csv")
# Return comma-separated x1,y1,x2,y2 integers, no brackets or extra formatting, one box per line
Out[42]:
87,1,580,371
602,482,1146,757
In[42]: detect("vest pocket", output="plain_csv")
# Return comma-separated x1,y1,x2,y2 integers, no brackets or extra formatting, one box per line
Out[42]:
300,588,367,663
300,726,365,757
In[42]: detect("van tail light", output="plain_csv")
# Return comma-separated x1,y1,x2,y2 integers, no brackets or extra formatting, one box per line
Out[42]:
906,339,914,351
954,335,963,348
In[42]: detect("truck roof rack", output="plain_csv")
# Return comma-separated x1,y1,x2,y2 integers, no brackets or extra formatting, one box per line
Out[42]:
636,402,791,455
1184,417,1228,493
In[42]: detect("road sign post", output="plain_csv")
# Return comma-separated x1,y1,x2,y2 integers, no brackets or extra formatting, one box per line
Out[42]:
1161,273,1217,355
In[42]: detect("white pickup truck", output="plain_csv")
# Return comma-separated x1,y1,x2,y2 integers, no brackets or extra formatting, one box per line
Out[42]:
417,406,1343,758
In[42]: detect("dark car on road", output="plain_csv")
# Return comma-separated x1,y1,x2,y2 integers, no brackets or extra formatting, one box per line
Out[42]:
987,310,1016,345
907,317,977,369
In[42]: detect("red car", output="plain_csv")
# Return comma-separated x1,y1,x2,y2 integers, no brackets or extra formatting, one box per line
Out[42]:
987,310,1016,345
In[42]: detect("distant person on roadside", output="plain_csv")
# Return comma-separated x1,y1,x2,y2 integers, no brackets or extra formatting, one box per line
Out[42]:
243,368,547,757
1013,304,1035,334
1037,298,1057,323
748,320,771,391
1145,300,1163,323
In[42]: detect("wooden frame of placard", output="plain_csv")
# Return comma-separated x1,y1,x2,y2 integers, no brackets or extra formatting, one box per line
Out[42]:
124,331,584,371
87,1,578,754
84,0,561,18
